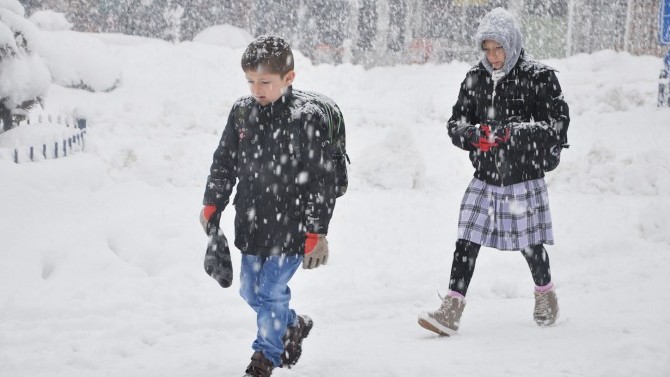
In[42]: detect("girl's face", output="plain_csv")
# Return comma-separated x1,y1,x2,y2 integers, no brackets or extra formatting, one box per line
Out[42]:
245,70,295,106
482,40,506,70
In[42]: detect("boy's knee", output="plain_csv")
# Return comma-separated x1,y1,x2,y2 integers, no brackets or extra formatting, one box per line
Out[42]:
257,285,291,305
239,283,259,306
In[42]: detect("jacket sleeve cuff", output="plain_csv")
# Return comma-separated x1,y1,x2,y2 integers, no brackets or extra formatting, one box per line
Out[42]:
306,217,329,235
202,195,229,210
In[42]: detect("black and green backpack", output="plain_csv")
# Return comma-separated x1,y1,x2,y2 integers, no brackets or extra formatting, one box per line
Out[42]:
291,90,349,198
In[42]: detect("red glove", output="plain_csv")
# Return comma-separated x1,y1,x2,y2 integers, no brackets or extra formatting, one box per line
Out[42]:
203,205,217,220
303,233,329,269
305,233,319,254
473,137,498,152
472,124,498,152
472,124,511,151
200,204,218,233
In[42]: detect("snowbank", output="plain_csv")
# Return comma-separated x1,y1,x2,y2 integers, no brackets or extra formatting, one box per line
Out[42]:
29,10,72,31
192,24,253,49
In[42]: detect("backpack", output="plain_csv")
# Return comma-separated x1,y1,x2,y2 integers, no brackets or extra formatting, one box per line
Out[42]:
319,99,349,197
290,91,349,198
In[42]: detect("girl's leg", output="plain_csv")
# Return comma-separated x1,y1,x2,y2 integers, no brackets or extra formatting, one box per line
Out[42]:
522,244,559,326
521,243,552,288
448,239,481,297
417,239,478,336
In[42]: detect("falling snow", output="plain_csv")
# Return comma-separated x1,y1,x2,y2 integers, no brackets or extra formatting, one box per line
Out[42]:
1,5,670,377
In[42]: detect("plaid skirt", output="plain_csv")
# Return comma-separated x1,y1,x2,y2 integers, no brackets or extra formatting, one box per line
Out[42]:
457,178,554,251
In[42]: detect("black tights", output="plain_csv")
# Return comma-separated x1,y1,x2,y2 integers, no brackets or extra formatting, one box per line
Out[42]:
448,239,552,296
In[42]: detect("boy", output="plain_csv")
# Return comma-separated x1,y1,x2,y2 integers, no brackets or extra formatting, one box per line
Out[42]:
418,8,569,336
200,35,344,377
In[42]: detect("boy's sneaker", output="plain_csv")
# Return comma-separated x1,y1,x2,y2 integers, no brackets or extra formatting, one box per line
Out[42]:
281,315,313,368
534,288,559,326
417,294,466,336
244,351,274,377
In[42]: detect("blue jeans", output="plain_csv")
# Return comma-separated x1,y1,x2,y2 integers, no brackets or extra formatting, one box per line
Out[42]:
239,254,302,367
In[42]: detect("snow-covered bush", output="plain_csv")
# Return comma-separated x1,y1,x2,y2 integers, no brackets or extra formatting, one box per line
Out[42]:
28,10,72,31
0,0,51,132
35,29,122,93
28,10,120,93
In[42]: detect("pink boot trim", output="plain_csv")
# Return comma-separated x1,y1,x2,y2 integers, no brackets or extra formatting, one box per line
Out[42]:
535,282,554,293
448,291,465,299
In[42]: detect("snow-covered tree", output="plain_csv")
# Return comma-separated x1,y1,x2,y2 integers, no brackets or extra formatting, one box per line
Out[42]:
23,0,665,65
0,0,50,133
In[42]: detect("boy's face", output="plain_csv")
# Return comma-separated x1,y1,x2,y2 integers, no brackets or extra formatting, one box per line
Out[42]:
482,40,506,70
245,69,295,106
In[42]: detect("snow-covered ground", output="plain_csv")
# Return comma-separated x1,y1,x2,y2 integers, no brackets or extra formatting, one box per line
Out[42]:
1,28,669,377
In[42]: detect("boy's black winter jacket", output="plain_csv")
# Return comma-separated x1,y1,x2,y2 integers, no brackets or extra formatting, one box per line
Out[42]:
447,51,570,186
203,87,338,256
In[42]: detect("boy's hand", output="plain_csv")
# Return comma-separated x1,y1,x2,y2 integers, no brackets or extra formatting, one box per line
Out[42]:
303,233,328,269
200,204,219,234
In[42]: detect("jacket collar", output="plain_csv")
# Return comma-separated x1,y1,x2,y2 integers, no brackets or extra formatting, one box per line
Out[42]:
256,86,293,115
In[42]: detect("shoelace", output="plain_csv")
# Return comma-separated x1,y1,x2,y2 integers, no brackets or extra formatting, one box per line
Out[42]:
534,293,550,316
436,292,457,313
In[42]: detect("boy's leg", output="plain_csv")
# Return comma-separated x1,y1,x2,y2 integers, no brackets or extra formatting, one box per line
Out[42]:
240,254,300,320
250,254,302,367
240,254,264,312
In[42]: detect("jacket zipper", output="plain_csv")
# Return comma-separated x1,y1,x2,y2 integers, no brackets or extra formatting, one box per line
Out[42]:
491,78,504,186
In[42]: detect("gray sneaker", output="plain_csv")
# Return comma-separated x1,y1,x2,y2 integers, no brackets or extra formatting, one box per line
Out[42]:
534,288,559,326
418,295,466,336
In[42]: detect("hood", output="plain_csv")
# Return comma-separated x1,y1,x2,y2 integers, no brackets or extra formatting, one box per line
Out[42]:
476,7,523,77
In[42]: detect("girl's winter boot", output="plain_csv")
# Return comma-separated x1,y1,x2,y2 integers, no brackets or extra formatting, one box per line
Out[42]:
533,285,559,326
417,294,466,336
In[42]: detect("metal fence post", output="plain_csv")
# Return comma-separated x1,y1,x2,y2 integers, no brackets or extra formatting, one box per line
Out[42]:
660,51,670,107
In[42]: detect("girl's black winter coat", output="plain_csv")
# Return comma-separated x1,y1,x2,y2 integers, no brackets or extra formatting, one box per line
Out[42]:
447,51,570,186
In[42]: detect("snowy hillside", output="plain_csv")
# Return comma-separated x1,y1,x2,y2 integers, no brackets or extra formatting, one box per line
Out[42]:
1,26,669,377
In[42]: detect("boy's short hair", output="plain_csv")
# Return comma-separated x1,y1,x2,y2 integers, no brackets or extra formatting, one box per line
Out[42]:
241,35,294,77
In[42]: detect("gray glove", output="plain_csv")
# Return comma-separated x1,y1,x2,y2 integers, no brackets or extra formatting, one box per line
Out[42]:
303,234,329,269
